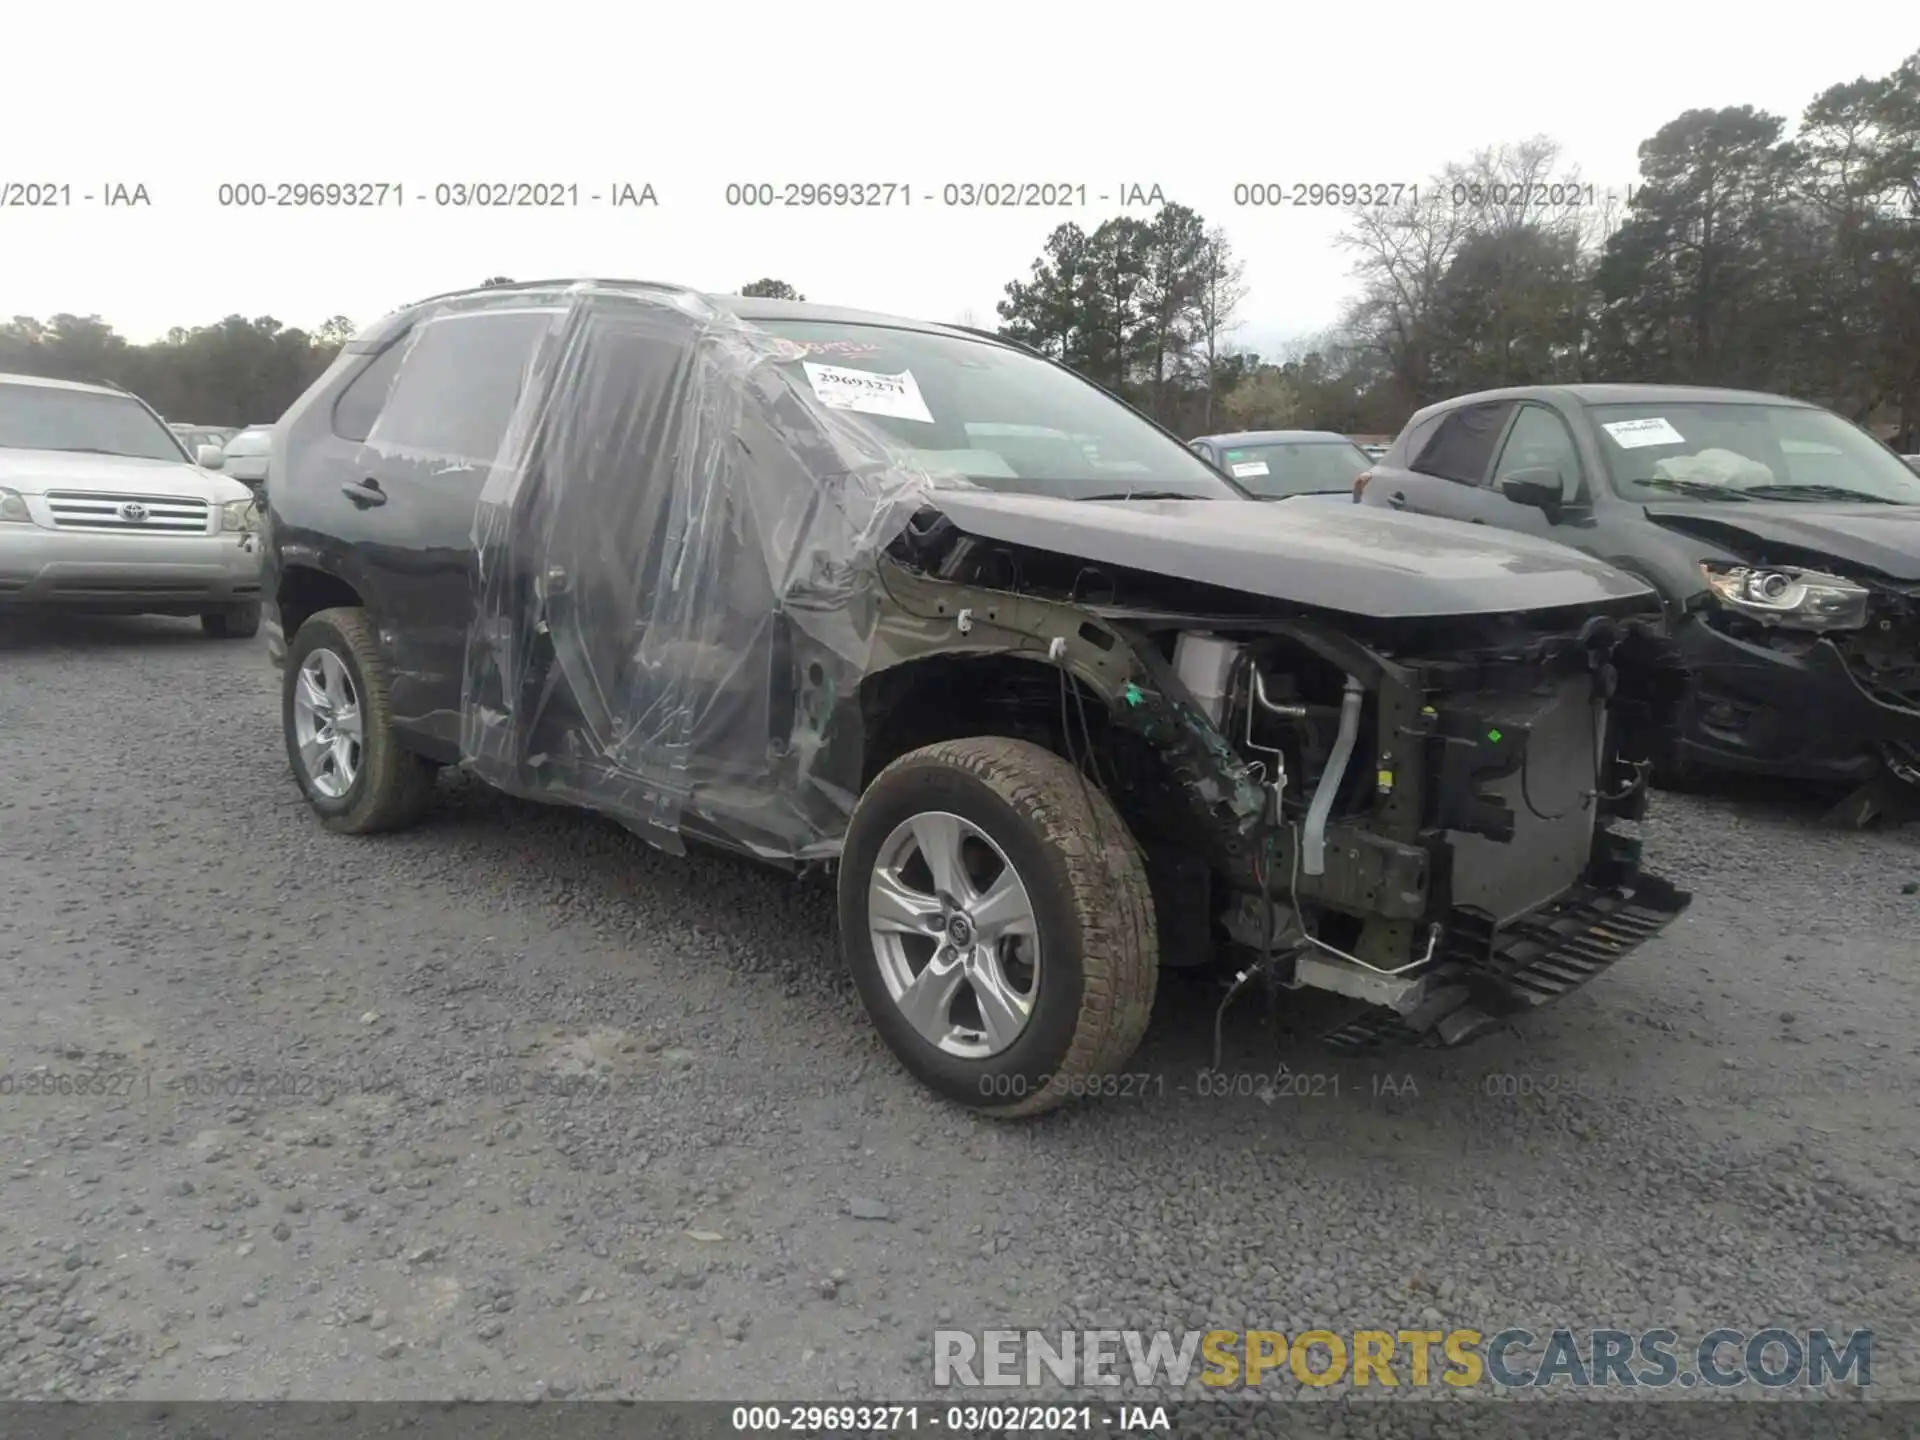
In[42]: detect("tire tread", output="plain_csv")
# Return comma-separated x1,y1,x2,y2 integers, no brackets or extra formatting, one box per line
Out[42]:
290,607,435,834
860,736,1158,1118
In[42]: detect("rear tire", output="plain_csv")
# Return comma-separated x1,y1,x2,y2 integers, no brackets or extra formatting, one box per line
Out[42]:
202,602,262,639
838,737,1158,1118
283,607,436,834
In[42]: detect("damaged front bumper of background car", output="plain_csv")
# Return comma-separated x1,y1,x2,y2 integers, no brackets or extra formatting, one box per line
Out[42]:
1679,563,1920,820
858,546,1696,1053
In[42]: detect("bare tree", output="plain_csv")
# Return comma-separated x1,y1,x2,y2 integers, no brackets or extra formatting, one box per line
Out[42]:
1337,188,1475,410
1190,227,1248,430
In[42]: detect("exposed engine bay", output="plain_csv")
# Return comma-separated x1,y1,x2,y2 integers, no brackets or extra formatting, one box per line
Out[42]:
861,508,1697,1050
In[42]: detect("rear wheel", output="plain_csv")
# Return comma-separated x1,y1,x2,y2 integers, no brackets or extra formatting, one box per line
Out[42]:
202,602,262,639
283,607,435,834
838,737,1158,1118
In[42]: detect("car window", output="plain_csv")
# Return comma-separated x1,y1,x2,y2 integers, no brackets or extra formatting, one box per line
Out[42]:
752,320,1242,501
1492,405,1582,492
363,308,557,463
1390,413,1444,467
331,346,405,443
1213,439,1375,498
1590,402,1920,504
224,428,272,455
1410,402,1516,485
0,383,188,463
369,310,556,463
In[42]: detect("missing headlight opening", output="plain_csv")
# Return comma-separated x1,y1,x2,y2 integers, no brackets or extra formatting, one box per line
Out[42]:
1134,612,1687,1050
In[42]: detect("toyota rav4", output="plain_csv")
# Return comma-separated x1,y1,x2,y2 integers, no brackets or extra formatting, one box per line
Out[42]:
262,280,1693,1116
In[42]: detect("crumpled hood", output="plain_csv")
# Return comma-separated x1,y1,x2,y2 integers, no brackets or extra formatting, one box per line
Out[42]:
925,492,1658,618
0,447,252,504
1644,501,1920,583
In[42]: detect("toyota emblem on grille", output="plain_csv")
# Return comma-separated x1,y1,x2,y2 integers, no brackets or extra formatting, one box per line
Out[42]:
118,502,149,522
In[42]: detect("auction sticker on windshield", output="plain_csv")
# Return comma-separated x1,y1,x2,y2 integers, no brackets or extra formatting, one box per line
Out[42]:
1230,461,1271,478
1601,417,1686,449
802,362,935,423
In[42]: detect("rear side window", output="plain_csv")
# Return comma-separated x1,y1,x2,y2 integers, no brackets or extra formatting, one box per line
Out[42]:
1389,413,1444,466
1412,402,1516,485
330,346,405,442
361,309,556,462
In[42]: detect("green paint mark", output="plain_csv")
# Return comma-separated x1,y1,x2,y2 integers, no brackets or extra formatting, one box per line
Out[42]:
1487,728,1503,743
1124,682,1145,707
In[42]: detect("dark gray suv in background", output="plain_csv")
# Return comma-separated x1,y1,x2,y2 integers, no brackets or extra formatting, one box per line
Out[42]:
1357,384,1920,825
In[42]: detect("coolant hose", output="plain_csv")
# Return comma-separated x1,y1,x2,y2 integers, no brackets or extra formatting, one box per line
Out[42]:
1302,675,1365,876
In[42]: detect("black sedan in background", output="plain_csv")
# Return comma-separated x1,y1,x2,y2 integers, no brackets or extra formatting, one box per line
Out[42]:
1187,430,1374,500
1357,384,1920,825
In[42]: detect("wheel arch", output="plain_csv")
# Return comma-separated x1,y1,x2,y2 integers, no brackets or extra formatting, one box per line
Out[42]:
275,563,367,645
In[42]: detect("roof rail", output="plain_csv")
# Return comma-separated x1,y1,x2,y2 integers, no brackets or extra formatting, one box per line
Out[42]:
950,324,1029,354
403,277,693,309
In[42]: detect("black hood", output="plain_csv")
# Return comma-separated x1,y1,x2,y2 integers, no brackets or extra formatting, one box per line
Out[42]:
926,491,1657,619
1643,502,1920,583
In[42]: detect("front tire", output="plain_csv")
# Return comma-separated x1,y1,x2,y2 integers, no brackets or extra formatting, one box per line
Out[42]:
202,602,262,639
283,607,435,834
838,737,1158,1118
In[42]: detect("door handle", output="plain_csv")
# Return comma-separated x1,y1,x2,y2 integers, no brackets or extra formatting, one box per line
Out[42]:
341,478,386,508
1387,492,1407,510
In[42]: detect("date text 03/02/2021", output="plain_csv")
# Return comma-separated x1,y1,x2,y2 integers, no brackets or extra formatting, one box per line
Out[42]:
211,182,659,208
720,182,1169,209
729,1403,1170,1432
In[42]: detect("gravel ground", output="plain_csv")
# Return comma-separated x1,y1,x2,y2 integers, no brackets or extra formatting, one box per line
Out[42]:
1,612,1917,1429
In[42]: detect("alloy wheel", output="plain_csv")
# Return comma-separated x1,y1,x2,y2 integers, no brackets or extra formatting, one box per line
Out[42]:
292,647,364,799
867,811,1042,1059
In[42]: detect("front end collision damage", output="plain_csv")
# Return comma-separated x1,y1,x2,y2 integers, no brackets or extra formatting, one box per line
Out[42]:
852,514,1694,1050
1674,572,1920,824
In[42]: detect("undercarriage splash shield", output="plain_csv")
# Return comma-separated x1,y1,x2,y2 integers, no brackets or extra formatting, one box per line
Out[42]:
1320,872,1691,1051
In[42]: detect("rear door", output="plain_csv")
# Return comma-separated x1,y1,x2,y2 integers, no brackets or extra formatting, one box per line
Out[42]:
1370,400,1517,523
342,304,562,750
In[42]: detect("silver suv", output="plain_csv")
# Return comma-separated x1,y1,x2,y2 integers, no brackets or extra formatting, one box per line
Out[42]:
0,373,266,636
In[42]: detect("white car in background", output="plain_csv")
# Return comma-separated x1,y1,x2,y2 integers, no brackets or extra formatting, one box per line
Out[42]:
0,372,265,637
220,425,274,490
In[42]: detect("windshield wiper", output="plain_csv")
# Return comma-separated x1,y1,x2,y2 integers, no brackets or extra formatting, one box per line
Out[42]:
1741,484,1900,504
1076,490,1209,502
1637,477,1753,500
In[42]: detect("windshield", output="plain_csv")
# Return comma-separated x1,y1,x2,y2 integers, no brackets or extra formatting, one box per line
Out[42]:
1592,402,1920,505
755,321,1241,501
1210,438,1374,498
0,383,189,462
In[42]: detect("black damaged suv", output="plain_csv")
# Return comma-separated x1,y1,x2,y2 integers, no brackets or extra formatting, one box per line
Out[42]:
263,280,1692,1116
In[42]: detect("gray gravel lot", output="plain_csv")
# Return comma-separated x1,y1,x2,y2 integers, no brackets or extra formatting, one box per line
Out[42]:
1,612,1917,1427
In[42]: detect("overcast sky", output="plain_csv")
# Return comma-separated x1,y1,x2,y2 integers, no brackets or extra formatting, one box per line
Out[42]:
4,4,1911,354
